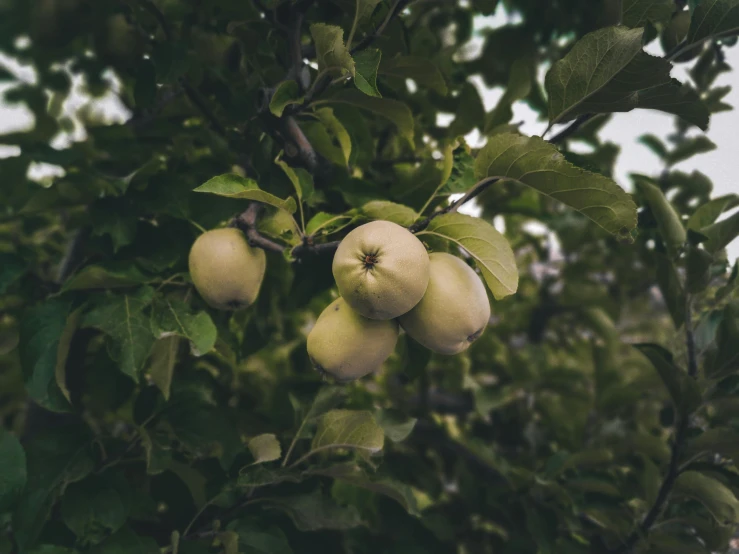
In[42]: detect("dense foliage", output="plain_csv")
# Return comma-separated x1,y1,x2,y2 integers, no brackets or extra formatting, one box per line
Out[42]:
1,0,739,552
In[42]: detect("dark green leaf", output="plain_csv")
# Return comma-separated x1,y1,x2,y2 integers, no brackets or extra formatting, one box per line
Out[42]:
622,0,675,27
655,252,686,328
227,521,293,554
674,471,739,524
688,194,739,230
666,136,717,166
546,27,708,130
374,409,417,442
150,298,217,356
0,253,26,294
379,55,447,95
13,426,94,551
263,489,363,531
89,526,159,554
636,179,687,258
320,89,414,147
354,49,382,97
635,344,685,409
63,263,150,291
475,133,637,238
687,0,739,46
700,210,739,253
82,287,156,381
0,429,26,513
60,473,131,544
19,298,74,412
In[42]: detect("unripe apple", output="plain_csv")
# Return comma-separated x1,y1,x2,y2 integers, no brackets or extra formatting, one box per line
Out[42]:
332,221,430,320
399,252,490,355
307,298,399,381
188,228,266,310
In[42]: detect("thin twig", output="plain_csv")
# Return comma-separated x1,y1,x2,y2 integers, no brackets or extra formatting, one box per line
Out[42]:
409,177,501,233
180,80,228,137
350,0,411,54
609,294,699,553
547,114,594,144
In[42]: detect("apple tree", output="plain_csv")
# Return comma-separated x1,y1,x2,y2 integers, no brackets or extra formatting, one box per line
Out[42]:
1,0,739,552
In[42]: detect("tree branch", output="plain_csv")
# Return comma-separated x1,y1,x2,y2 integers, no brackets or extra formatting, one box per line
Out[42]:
233,204,287,254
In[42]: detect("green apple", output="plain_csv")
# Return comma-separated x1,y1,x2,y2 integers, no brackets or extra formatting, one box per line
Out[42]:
399,252,490,355
332,220,430,320
188,228,266,310
307,297,399,381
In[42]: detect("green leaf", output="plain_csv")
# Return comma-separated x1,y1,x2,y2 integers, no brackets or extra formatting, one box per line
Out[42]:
90,203,138,253
60,473,131,544
688,194,739,230
237,466,302,488
320,89,414,147
263,489,363,531
360,201,419,226
13,426,95,551
0,253,26,294
308,463,420,515
19,298,74,412
374,409,417,442
634,344,685,409
449,83,485,137
305,212,356,236
275,155,315,206
310,23,355,76
686,244,714,293
311,410,384,458
545,26,709,130
417,213,518,300
636,179,687,258
248,434,282,464
150,298,217,356
353,49,382,97
82,287,156,381
655,252,686,328
194,174,297,214
269,81,304,117
639,134,669,159
687,0,739,46
622,0,675,27
63,263,150,291
0,429,26,513
666,135,717,166
485,59,532,131
227,521,293,554
55,306,83,404
674,471,739,524
379,55,448,95
475,133,638,238
301,107,352,166
700,210,739,253
147,336,179,401
89,526,159,554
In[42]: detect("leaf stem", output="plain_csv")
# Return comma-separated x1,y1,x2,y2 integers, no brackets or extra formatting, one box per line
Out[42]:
281,417,308,467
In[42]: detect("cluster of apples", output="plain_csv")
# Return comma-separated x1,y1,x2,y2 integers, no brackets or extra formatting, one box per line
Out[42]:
307,220,491,382
187,220,491,383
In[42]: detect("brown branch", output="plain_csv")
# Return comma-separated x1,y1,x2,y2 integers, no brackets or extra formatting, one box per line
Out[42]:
280,116,318,171
233,204,287,254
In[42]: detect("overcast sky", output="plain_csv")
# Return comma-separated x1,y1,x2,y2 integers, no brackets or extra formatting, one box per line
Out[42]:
0,7,737,263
